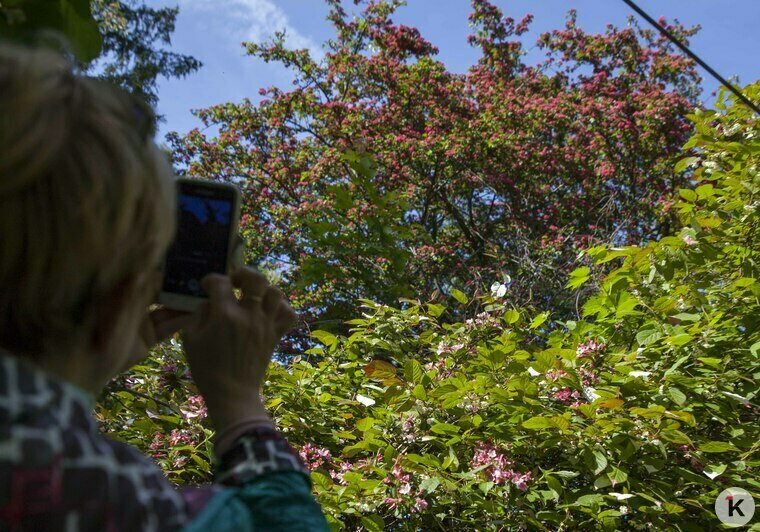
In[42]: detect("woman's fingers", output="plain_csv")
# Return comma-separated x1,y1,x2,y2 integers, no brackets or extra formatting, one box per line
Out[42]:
149,308,193,342
262,286,283,315
201,273,236,318
230,267,269,299
273,301,298,337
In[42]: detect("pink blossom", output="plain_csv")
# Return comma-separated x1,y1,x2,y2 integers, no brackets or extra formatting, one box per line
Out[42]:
180,395,208,420
576,339,606,359
471,441,533,490
299,444,332,470
384,497,402,509
413,497,428,513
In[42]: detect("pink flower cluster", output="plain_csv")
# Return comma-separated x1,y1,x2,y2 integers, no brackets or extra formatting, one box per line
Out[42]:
383,459,428,513
545,369,568,381
161,362,178,374
435,341,465,356
299,444,332,471
464,311,502,328
424,358,454,380
168,429,194,446
180,395,208,420
158,362,179,388
576,339,606,360
552,387,583,406
328,460,350,484
470,442,532,491
577,366,600,387
149,431,165,459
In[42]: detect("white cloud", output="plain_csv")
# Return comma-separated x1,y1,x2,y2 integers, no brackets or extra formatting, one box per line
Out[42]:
184,0,322,58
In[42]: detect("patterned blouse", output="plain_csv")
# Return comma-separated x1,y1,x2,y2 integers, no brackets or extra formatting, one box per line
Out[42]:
0,350,329,531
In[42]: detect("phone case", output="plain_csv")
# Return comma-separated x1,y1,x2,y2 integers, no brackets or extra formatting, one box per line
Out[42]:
157,176,243,312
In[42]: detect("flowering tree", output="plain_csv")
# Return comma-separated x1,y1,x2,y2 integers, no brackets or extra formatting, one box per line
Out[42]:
100,85,759,528
169,0,701,344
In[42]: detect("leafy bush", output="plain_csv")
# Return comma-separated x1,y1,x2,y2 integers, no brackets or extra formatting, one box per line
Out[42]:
99,85,759,529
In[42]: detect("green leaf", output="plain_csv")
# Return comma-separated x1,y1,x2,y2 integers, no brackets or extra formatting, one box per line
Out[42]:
360,515,385,532
664,355,690,377
427,303,446,318
430,422,460,435
522,416,554,430
703,463,727,480
442,447,459,470
671,312,700,322
311,330,339,350
504,309,520,324
699,441,739,453
551,416,570,431
662,502,685,514
607,466,628,486
3,0,104,61
675,157,699,173
404,359,424,384
412,384,427,400
590,450,608,475
450,288,468,304
750,341,760,357
418,477,441,494
667,333,692,346
665,410,695,426
566,266,591,289
530,311,550,329
636,328,662,346
661,429,691,445
667,387,687,406
575,493,605,507
311,471,333,491
356,417,375,432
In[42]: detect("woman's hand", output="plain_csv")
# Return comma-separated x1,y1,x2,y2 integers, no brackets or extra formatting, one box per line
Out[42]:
180,267,297,431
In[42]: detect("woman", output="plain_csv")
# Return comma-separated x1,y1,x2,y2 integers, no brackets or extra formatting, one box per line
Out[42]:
0,43,329,530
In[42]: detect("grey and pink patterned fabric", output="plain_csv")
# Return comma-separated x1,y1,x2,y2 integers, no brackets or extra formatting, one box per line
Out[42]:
0,349,310,531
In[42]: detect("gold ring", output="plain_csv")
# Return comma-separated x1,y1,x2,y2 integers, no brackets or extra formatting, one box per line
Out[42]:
241,295,264,304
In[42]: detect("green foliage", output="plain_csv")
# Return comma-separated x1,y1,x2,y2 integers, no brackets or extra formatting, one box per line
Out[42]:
0,0,102,60
97,339,215,484
106,73,758,530
88,0,202,110
0,0,200,116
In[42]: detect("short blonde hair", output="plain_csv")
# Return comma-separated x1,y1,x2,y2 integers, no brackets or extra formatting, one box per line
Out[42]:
0,43,177,358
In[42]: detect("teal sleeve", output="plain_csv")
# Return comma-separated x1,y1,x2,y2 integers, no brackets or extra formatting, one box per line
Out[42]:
182,472,330,532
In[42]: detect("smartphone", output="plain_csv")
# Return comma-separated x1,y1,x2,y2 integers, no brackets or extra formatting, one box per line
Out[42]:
158,177,242,312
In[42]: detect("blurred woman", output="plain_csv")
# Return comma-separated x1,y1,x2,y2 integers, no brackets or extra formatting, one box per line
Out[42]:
0,43,328,531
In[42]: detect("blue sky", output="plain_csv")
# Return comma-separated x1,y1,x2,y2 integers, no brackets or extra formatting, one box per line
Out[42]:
147,0,759,142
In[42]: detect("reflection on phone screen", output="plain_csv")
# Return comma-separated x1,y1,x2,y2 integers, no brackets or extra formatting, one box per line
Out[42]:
162,193,232,297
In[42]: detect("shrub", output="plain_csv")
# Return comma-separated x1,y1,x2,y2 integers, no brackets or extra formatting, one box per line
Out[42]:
99,85,758,529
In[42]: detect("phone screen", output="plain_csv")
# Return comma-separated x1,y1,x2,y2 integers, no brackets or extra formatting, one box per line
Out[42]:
161,182,234,297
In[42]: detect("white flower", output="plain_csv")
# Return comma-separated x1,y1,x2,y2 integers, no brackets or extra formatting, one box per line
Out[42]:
527,366,541,377
582,386,600,402
721,391,750,405
490,281,507,298
356,394,376,406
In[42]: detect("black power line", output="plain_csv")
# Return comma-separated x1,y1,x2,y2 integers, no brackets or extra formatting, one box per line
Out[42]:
621,0,760,116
